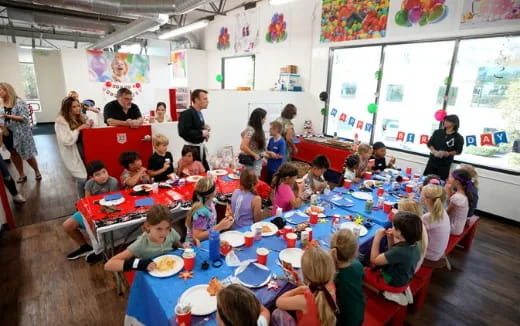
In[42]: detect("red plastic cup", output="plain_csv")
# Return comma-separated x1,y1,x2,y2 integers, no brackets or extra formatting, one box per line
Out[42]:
343,179,352,189
150,110,155,117
388,209,396,221
256,248,268,265
406,167,412,175
364,171,373,180
376,187,384,197
286,233,297,248
414,173,420,179
183,256,195,272
283,226,293,240
383,201,392,213
405,184,413,193
305,227,313,241
244,232,254,247
309,212,318,225
402,177,409,183
176,310,191,326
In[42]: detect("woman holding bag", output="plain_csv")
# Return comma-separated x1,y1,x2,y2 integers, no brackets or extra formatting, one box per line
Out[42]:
239,108,267,176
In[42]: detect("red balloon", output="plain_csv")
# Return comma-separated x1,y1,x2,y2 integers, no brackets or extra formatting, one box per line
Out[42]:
135,83,141,88
105,81,112,87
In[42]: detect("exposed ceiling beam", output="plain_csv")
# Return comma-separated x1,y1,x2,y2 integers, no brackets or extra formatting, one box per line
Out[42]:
209,1,219,13
195,8,225,16
0,24,101,43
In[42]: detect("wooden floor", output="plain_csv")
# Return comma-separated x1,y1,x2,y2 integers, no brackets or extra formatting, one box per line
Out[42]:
8,134,78,227
0,216,518,326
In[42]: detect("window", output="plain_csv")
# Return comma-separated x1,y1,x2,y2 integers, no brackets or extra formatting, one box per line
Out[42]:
19,62,39,100
326,46,382,143
222,55,255,90
449,36,520,173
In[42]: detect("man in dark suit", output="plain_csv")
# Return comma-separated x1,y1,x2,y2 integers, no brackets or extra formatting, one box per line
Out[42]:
178,89,210,170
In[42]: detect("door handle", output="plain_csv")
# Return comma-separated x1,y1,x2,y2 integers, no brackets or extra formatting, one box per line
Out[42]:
141,135,152,142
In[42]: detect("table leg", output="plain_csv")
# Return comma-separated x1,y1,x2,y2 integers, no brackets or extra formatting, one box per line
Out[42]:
106,231,123,296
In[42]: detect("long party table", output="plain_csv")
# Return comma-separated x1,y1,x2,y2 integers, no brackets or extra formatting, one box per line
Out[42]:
125,200,383,326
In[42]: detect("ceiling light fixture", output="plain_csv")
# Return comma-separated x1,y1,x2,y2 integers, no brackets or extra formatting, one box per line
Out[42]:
20,45,54,50
158,19,210,40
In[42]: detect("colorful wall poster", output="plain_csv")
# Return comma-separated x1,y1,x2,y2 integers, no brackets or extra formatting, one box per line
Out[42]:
461,0,520,28
266,13,288,43
234,10,260,53
171,50,187,80
217,27,231,50
394,0,449,27
320,0,390,43
87,50,150,83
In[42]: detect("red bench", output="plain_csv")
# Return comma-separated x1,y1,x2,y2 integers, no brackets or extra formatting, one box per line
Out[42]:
408,266,434,313
363,290,407,326
445,215,480,255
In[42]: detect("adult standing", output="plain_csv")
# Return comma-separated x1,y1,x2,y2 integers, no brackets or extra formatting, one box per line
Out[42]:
0,82,41,183
276,104,298,161
178,89,211,171
150,102,169,123
0,129,26,203
103,88,143,128
55,97,92,198
239,108,267,176
424,114,464,180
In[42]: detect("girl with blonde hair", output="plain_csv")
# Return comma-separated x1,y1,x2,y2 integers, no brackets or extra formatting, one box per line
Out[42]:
185,177,233,242
420,184,450,267
398,199,429,271
355,143,373,178
0,82,41,182
275,247,338,326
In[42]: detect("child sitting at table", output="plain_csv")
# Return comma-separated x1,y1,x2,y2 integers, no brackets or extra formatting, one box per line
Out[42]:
104,204,182,272
370,141,396,173
63,160,119,262
397,199,428,272
420,184,450,268
365,211,422,306
265,120,286,185
445,169,472,235
330,229,365,326
271,163,303,215
274,246,338,326
301,155,330,201
231,169,262,229
217,284,271,326
342,154,361,184
186,177,234,242
119,151,151,188
147,133,174,182
177,146,206,177
355,144,373,178
459,164,479,217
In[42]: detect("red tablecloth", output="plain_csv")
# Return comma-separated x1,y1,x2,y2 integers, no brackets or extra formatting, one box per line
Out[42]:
293,137,354,173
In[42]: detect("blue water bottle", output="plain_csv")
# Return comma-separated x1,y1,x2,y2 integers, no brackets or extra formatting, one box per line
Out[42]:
209,230,220,261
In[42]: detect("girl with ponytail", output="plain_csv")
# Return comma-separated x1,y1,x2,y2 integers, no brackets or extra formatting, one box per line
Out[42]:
271,163,303,215
445,169,472,235
274,247,338,326
420,184,450,266
186,177,234,242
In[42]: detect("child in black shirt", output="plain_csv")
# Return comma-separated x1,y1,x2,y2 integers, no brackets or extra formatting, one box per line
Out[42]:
370,141,395,173
148,133,174,182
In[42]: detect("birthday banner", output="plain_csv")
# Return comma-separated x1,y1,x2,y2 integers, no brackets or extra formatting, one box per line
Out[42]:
330,108,373,133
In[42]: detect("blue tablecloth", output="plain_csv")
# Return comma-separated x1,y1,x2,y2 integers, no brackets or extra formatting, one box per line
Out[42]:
126,206,382,326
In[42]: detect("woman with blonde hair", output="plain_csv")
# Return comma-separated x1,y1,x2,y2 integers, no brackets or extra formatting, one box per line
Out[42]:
275,246,338,326
420,184,450,267
216,284,270,326
0,82,41,183
55,96,92,198
398,199,429,271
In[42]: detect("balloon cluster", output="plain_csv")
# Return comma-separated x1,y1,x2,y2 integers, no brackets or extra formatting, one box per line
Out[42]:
102,81,142,98
217,27,230,50
395,0,448,27
266,13,287,43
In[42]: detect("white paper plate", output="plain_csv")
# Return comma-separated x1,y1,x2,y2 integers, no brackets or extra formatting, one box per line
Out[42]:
220,231,245,247
279,248,304,269
228,173,240,180
351,192,374,201
234,262,272,288
148,255,184,278
213,169,228,176
363,180,376,188
186,175,203,183
304,206,326,217
180,284,217,316
99,197,125,206
340,222,368,237
251,221,278,237
133,184,153,192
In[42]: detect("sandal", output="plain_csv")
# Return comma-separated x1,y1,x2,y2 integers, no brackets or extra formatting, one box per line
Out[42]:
35,174,42,181
17,176,27,183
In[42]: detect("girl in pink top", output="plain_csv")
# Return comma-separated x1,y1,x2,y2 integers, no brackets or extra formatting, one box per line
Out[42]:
274,247,338,326
177,147,205,177
271,163,303,215
445,169,473,235
420,184,450,266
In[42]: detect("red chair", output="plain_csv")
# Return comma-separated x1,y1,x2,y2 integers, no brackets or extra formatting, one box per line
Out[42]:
363,290,407,326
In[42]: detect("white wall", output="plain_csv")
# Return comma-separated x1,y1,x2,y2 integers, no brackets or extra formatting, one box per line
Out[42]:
0,42,24,98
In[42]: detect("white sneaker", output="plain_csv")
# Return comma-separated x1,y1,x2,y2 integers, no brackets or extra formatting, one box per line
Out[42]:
383,291,409,306
404,286,414,304
13,194,26,203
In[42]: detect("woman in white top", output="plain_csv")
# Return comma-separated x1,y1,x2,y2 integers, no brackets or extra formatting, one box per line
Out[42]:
150,102,169,123
55,96,92,198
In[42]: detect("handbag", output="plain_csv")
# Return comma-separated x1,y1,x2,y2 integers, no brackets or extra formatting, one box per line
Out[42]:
238,153,255,166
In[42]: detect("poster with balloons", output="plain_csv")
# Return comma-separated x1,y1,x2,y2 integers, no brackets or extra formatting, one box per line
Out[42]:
266,13,288,43
87,50,150,83
461,0,520,28
386,0,458,35
320,0,390,43
217,26,231,50
234,10,260,53
171,50,187,81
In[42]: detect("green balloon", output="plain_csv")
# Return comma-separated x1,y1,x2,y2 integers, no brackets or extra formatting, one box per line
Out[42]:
367,103,378,114
395,10,409,27
444,76,451,86
216,74,223,82
321,107,327,116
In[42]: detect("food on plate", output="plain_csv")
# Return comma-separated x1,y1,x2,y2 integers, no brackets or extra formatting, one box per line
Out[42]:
304,205,324,215
296,222,310,231
261,225,272,233
156,256,175,272
207,277,223,296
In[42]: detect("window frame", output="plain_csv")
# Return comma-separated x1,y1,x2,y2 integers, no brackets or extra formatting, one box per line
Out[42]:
221,54,256,90
324,32,520,176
